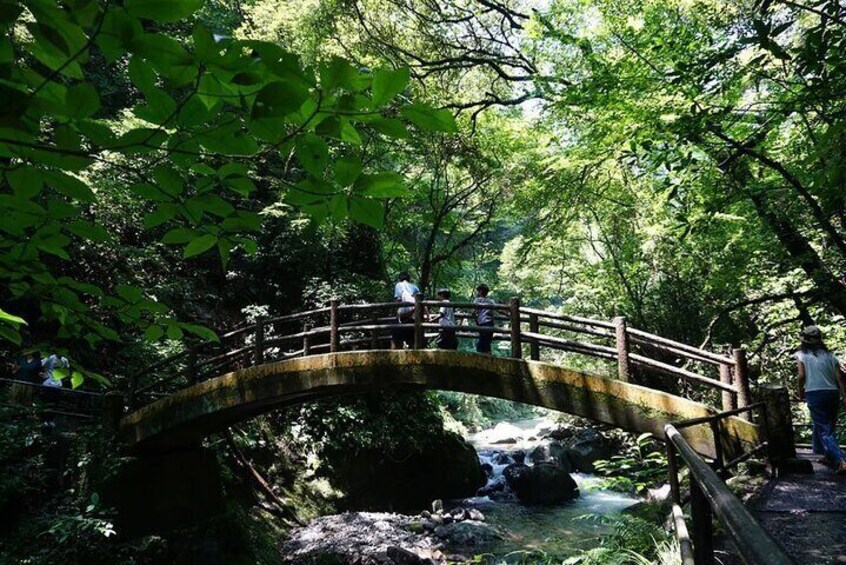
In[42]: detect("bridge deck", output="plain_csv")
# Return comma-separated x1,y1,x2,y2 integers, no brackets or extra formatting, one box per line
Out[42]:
753,449,846,564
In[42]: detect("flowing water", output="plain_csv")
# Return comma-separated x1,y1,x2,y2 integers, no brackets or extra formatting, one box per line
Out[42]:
459,417,639,561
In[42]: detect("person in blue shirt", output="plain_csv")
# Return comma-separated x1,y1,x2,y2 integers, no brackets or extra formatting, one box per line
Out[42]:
391,272,420,349
797,326,846,474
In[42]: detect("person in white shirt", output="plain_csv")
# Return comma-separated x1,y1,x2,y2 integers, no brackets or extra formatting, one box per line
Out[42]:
392,272,420,349
796,326,846,474
430,289,457,350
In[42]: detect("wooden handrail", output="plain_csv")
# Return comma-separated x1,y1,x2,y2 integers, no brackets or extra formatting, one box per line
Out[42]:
128,300,742,411
665,421,791,565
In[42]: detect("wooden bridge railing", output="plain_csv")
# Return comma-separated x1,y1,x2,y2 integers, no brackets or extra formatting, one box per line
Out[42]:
665,405,792,565
126,298,751,411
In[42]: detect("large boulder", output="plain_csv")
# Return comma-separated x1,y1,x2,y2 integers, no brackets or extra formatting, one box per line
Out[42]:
529,441,571,473
504,461,579,505
333,432,486,511
564,428,613,473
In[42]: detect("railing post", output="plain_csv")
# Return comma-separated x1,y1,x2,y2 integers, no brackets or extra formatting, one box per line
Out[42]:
413,293,425,349
254,322,265,366
370,329,378,349
529,313,539,361
187,348,197,384
709,419,724,476
719,362,735,412
330,300,340,353
303,322,312,356
101,391,124,430
690,480,715,565
666,443,681,505
758,384,799,469
510,297,522,359
733,348,751,411
614,316,630,382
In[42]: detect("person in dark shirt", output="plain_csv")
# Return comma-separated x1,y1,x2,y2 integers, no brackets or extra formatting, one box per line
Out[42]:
474,284,496,354
13,350,41,382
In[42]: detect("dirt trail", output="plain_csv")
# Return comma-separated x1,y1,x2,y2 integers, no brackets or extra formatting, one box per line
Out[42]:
753,449,846,564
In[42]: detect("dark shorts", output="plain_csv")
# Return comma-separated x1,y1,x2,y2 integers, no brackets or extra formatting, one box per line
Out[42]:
437,328,458,350
392,316,414,348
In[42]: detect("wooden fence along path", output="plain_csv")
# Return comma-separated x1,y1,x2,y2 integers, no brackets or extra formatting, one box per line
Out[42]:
127,296,751,411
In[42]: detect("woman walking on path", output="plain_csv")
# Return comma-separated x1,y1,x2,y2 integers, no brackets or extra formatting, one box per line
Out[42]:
796,326,846,474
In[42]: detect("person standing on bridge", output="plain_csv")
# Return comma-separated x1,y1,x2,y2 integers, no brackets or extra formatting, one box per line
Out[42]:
796,326,846,475
474,284,496,354
392,272,420,349
430,289,457,350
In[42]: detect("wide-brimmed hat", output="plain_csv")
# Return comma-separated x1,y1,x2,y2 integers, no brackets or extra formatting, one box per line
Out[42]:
800,325,823,344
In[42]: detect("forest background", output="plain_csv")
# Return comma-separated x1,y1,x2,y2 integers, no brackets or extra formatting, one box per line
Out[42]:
0,0,845,561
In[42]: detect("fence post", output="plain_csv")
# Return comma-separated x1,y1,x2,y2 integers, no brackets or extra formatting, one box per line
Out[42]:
709,419,725,476
303,322,312,356
759,384,799,469
690,480,715,565
666,443,681,505
254,322,265,366
510,297,522,359
614,316,630,382
127,373,139,410
330,300,340,353
101,391,124,430
733,348,751,411
187,348,197,384
719,362,735,412
529,313,539,361
413,293,425,349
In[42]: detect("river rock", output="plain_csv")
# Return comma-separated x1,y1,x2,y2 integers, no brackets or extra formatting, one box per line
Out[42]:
386,545,431,564
564,428,612,473
491,452,513,465
505,462,579,505
545,423,578,442
480,463,493,476
332,432,485,511
466,508,485,522
529,441,571,472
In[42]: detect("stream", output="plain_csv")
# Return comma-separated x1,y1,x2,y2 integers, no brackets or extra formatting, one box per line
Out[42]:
461,417,638,560
282,416,639,564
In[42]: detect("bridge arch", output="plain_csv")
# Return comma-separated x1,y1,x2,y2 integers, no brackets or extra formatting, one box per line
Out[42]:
121,350,758,457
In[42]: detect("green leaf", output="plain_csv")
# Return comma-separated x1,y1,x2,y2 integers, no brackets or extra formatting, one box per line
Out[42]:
320,57,370,92
354,172,406,197
335,154,362,186
128,56,157,96
65,83,100,118
348,197,384,229
0,309,26,326
183,234,217,258
369,117,408,138
125,0,203,24
145,324,164,342
252,81,310,120
6,167,43,199
295,134,329,177
70,370,84,389
340,120,362,145
0,324,22,345
371,67,409,106
400,104,458,133
143,204,178,229
44,171,96,202
161,228,197,244
152,165,184,197
67,221,110,242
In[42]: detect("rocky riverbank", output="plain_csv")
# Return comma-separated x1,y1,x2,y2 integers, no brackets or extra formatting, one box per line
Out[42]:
280,505,499,564
280,417,642,563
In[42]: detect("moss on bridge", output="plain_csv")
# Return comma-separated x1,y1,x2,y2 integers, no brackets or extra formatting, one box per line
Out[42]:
121,350,759,457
